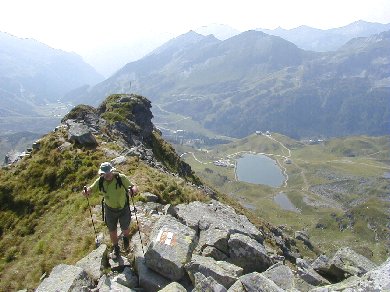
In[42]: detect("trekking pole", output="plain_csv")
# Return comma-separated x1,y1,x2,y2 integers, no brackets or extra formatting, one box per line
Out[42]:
129,187,145,255
84,186,99,248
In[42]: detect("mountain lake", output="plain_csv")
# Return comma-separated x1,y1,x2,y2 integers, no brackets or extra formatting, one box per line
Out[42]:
273,192,300,213
235,153,285,187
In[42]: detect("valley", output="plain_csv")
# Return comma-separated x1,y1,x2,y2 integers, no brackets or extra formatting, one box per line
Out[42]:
173,132,390,263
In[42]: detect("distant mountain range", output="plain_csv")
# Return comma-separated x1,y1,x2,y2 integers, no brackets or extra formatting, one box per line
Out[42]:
1,20,390,139
194,23,241,40
79,20,390,77
257,20,390,52
0,32,103,118
73,27,390,138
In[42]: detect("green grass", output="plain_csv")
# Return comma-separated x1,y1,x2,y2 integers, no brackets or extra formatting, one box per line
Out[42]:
181,134,390,264
0,102,208,290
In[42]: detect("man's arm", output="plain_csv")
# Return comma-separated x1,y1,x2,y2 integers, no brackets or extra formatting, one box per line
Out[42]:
82,177,100,196
121,174,138,196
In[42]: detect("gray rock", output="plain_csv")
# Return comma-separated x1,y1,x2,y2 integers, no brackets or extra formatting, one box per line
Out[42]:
35,264,92,292
32,140,41,150
96,274,134,292
58,142,72,152
297,258,330,286
114,266,139,288
310,257,390,292
327,247,377,281
108,253,131,270
111,155,127,165
196,228,229,256
193,272,208,287
68,122,97,146
262,263,295,290
193,276,228,292
175,200,263,242
273,235,301,262
227,280,246,292
228,272,284,292
185,254,244,289
75,244,107,282
141,192,159,202
201,246,229,261
163,204,176,216
142,202,164,215
158,282,187,291
295,230,313,249
228,233,272,273
136,257,172,292
4,150,22,165
311,254,330,275
145,215,197,281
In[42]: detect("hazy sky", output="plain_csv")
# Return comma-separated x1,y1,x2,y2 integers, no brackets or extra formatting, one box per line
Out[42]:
1,0,389,54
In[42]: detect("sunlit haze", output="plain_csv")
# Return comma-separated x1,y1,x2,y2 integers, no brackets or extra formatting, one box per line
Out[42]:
1,0,389,76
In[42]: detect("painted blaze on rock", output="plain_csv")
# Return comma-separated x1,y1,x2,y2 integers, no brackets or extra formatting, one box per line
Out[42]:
145,215,197,281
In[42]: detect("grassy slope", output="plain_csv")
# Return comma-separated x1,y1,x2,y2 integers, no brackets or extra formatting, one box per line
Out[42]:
180,134,390,262
0,126,207,291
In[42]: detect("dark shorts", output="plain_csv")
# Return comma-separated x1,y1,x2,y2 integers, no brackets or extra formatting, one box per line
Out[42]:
104,204,131,232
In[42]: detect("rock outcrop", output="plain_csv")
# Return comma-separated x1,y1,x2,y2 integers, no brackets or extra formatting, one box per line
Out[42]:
9,94,388,291
33,199,389,292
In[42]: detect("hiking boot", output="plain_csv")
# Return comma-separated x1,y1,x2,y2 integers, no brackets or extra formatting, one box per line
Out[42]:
123,236,129,250
112,244,120,259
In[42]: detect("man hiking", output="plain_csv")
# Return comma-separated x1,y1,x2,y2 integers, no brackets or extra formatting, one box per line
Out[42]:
82,162,138,259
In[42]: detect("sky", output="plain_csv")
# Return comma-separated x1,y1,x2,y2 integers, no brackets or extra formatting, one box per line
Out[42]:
1,0,389,54
1,0,390,76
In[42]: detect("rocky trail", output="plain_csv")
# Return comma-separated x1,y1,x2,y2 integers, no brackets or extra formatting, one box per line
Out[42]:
35,197,389,292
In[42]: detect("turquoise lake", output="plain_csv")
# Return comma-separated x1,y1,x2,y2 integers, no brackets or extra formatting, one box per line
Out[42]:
235,153,285,187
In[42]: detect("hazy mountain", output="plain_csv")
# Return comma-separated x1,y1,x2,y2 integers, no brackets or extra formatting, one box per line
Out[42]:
0,32,104,118
257,20,390,52
75,29,390,139
77,20,389,78
194,23,241,40
81,32,175,77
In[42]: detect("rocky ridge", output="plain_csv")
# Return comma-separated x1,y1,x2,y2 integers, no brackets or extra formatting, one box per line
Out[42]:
5,94,388,291
36,198,389,291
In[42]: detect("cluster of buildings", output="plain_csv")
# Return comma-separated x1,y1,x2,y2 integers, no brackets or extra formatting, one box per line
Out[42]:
213,159,234,168
256,130,271,136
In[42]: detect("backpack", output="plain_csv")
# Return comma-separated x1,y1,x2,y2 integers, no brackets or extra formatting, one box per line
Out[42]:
99,173,131,221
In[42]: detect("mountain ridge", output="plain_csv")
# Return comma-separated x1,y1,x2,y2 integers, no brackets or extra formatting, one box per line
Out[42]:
1,94,388,291
71,29,390,139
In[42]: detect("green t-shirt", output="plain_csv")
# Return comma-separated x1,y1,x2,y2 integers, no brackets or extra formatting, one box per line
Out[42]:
90,173,132,209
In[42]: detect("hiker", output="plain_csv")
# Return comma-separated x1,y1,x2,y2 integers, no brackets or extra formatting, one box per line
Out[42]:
82,162,138,259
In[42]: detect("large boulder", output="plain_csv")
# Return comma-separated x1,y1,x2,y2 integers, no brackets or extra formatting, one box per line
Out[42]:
296,258,330,286
310,257,390,292
75,244,107,282
96,274,133,292
228,272,284,292
185,254,244,289
35,264,93,292
195,228,230,260
145,215,197,281
136,257,172,292
193,275,228,292
327,247,377,281
158,282,187,292
262,263,296,291
227,233,272,273
67,121,97,146
114,266,139,289
311,254,330,276
174,200,263,241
